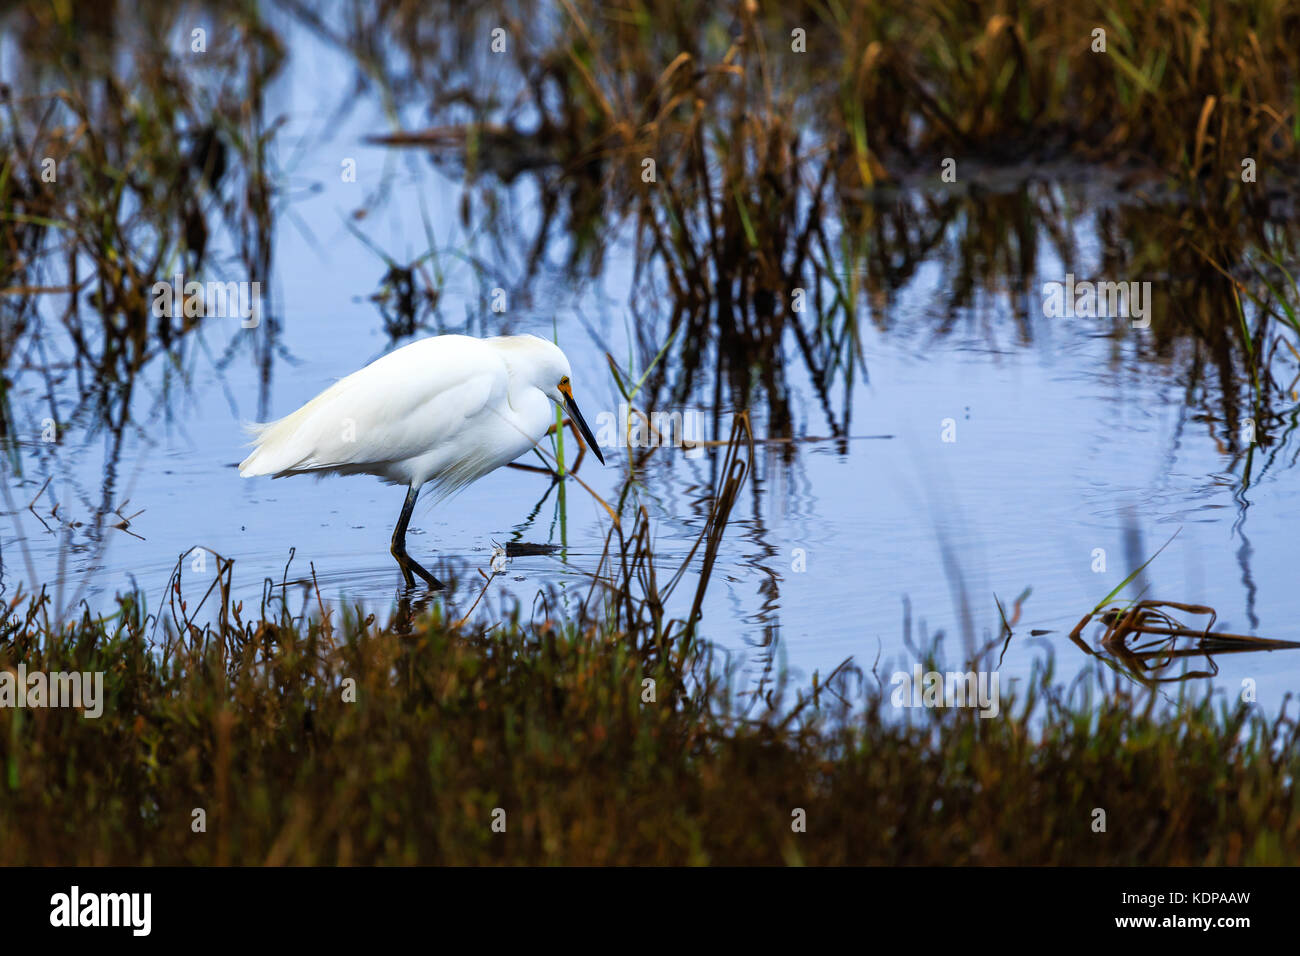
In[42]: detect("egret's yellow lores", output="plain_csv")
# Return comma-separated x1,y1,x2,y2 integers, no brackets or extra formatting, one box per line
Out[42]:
239,334,605,588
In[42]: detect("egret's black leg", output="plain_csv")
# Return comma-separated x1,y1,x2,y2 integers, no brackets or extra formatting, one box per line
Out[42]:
390,484,443,589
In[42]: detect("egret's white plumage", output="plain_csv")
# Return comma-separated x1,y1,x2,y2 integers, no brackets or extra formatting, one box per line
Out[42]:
239,333,605,588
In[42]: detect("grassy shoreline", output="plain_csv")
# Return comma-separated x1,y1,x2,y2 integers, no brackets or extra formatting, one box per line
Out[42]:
2,576,1298,865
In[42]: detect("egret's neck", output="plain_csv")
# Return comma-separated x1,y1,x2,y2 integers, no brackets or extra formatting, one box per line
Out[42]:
503,376,554,445
492,341,560,442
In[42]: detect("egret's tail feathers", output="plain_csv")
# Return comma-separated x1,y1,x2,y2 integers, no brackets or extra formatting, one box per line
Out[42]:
238,378,388,478
238,407,320,477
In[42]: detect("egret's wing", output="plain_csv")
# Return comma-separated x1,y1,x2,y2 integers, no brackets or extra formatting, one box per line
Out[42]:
239,336,506,478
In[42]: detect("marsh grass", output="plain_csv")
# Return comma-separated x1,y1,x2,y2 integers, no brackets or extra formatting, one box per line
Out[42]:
3,555,1300,864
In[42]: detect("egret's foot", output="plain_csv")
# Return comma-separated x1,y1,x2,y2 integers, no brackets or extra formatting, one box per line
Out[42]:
391,548,444,590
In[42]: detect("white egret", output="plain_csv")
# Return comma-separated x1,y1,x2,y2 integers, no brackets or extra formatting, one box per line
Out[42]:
239,333,605,588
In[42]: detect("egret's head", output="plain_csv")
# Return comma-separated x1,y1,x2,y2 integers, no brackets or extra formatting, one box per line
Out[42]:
507,335,606,466
552,373,605,466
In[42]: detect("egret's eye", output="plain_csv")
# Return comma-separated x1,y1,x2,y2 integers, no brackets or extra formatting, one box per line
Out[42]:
559,376,570,388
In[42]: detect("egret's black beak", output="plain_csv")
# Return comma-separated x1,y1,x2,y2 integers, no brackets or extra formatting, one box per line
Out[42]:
561,386,605,465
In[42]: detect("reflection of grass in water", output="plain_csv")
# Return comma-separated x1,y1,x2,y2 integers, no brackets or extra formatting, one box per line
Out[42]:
336,0,1300,460
0,0,283,601
5,0,1300,426
1,1,282,419
5,0,1299,453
